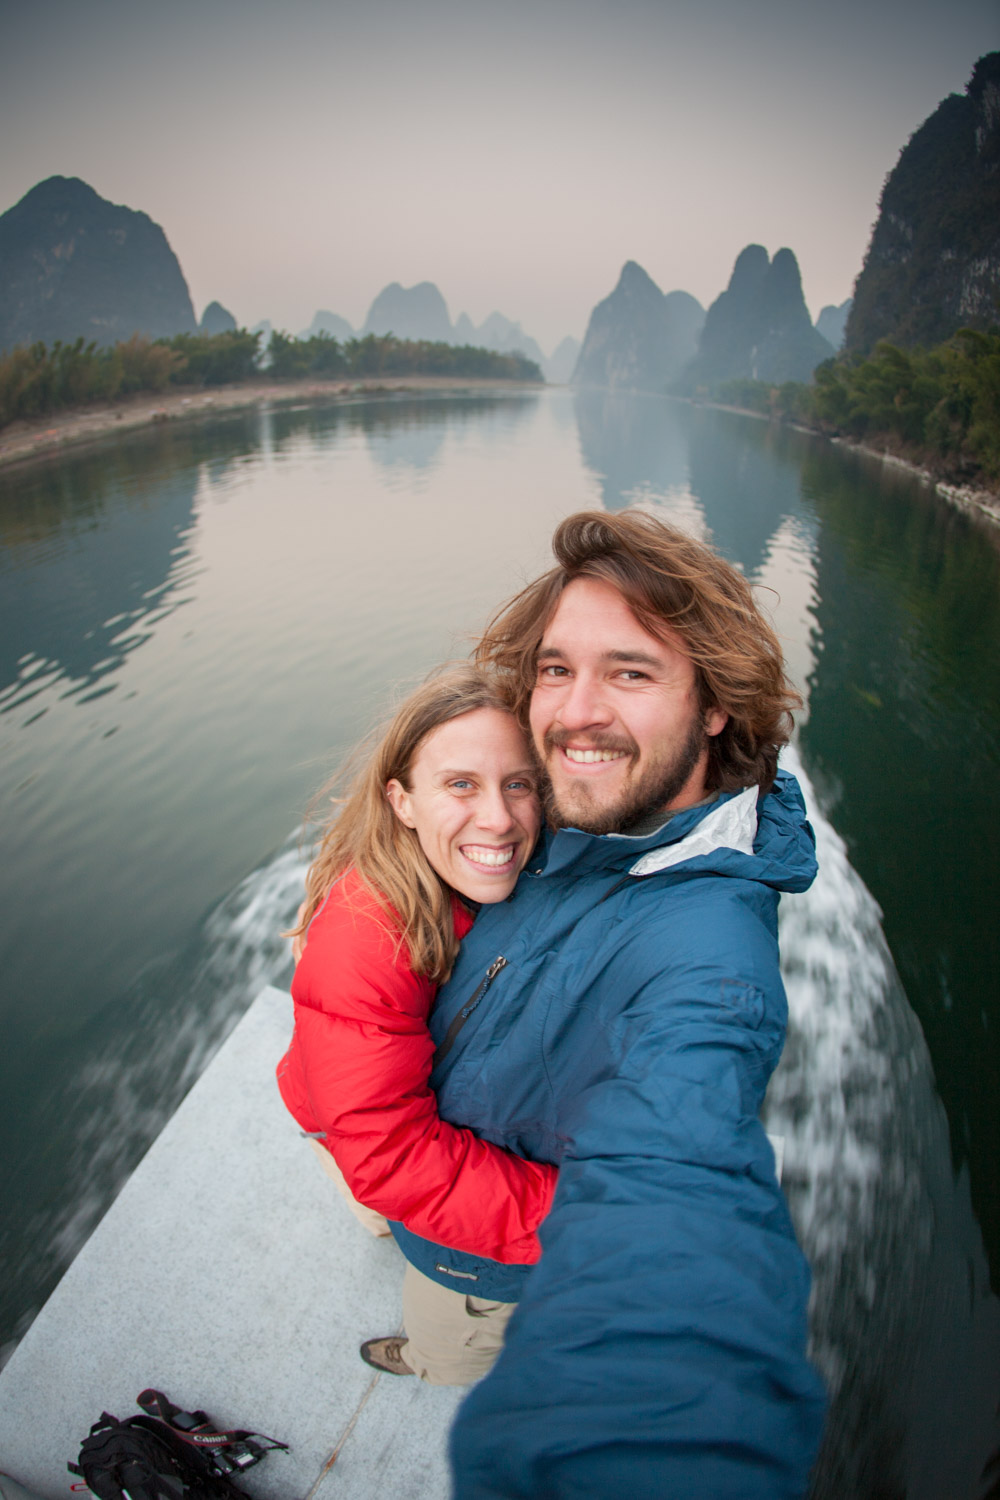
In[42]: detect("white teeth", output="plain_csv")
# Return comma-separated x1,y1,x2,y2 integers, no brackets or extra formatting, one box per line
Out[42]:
564,748,626,764
463,846,515,867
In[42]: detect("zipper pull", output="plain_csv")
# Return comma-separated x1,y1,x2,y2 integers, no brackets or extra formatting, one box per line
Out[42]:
462,955,507,1016
434,956,508,1068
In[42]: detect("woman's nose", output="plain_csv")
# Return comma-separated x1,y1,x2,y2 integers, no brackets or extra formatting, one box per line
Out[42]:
475,786,516,832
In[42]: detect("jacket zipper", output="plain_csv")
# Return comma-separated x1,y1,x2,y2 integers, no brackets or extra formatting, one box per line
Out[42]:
432,956,508,1068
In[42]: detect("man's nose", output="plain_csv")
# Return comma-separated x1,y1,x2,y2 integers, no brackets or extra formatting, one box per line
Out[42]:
556,672,612,731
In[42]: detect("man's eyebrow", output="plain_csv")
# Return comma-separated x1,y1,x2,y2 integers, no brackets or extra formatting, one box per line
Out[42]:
605,649,664,668
536,646,665,668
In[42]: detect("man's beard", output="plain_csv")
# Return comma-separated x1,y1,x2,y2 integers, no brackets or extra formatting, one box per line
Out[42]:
541,715,708,835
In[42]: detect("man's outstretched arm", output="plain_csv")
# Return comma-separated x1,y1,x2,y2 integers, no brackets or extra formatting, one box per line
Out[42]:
449,943,826,1499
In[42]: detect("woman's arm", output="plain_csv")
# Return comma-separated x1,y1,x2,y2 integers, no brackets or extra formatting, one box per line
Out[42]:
279,874,556,1263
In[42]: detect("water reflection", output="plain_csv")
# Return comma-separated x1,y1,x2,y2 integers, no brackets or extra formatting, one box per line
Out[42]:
686,406,815,576
259,392,540,474
0,417,274,706
572,390,691,512
797,441,1000,1294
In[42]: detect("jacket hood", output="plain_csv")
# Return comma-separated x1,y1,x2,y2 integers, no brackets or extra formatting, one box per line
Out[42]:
534,768,816,894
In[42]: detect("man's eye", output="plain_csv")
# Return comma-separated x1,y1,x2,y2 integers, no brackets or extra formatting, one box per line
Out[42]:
618,670,649,681
538,664,568,679
506,779,535,793
449,779,474,790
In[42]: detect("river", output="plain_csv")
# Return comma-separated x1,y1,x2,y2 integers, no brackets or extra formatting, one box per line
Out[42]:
1,388,997,1496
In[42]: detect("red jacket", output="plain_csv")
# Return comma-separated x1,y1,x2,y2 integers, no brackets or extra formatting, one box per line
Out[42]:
276,869,556,1263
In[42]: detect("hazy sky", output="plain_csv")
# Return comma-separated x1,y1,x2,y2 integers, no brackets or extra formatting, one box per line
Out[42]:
2,0,997,353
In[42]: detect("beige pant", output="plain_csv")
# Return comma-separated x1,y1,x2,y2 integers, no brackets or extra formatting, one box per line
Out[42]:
307,1138,516,1384
400,1260,518,1386
307,1137,392,1237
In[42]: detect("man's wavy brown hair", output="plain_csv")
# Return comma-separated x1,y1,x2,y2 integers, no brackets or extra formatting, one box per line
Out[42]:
475,510,799,794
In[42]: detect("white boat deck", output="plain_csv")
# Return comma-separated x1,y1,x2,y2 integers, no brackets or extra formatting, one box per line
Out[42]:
0,986,463,1499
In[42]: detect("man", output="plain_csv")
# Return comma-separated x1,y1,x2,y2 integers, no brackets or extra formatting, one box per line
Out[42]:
385,510,826,1495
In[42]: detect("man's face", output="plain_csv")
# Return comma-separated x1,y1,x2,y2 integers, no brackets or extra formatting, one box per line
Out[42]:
528,577,727,834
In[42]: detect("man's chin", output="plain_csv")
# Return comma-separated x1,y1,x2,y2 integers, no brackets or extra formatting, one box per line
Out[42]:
546,780,628,836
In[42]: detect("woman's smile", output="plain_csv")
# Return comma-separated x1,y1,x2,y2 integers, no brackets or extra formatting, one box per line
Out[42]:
387,707,541,903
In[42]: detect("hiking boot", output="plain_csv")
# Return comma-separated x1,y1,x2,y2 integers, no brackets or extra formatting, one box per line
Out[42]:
360,1336,415,1376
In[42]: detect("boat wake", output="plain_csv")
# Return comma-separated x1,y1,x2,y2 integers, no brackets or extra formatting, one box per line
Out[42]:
0,834,308,1368
770,746,1000,1499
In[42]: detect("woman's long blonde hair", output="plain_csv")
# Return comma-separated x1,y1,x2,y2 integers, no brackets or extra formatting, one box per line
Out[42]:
289,665,517,983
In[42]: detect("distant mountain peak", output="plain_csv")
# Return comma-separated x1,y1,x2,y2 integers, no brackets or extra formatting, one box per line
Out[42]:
362,281,452,342
616,260,660,293
687,244,832,388
815,298,852,351
728,244,770,290
572,260,705,392
846,50,1000,353
300,309,354,342
0,175,196,352
200,300,236,335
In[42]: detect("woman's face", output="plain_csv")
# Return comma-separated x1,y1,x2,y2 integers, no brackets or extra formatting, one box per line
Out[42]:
386,708,541,904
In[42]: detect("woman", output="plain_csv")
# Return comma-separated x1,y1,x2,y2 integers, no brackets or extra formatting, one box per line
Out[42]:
276,666,556,1383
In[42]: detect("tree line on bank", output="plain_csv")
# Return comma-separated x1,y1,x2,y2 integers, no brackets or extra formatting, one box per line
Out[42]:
0,329,543,429
712,327,1000,487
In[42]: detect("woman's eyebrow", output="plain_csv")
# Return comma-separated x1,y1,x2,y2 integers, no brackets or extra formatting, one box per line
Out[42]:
434,766,536,780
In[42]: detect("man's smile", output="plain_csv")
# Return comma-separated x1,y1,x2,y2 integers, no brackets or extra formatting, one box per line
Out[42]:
562,747,628,765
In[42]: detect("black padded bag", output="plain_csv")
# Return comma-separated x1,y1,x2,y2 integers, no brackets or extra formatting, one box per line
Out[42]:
69,1390,287,1500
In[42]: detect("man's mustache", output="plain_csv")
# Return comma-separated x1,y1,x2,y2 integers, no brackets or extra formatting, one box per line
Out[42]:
542,727,639,759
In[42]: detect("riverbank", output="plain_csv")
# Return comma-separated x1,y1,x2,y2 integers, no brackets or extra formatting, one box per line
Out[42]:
697,396,1000,530
0,375,543,472
833,436,1000,529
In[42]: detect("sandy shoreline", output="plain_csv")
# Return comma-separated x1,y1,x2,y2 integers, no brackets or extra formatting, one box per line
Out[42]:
0,376,543,472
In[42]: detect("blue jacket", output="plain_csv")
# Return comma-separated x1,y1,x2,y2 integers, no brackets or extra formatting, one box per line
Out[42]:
393,771,826,1498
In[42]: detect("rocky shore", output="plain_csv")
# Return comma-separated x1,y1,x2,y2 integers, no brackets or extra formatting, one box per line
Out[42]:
702,397,1000,531
827,435,1000,529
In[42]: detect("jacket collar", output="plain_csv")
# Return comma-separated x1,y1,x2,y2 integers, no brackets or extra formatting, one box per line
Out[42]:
627,785,758,876
527,771,815,894
533,784,757,879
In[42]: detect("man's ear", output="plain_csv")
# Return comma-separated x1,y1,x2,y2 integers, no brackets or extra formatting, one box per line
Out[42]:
386,778,416,828
704,707,728,738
